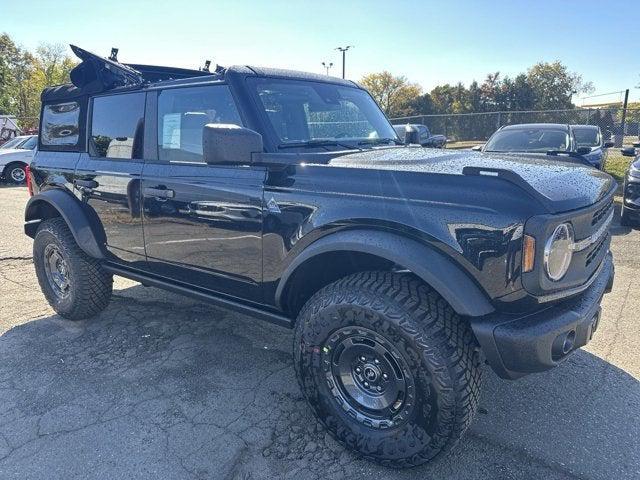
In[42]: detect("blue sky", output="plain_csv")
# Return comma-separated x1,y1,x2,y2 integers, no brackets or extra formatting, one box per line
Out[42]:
3,0,639,102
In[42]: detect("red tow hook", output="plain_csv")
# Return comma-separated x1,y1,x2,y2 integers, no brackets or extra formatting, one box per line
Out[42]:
25,164,33,196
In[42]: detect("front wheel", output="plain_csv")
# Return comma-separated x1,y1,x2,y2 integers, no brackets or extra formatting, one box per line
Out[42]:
4,162,26,184
293,271,483,467
33,218,113,320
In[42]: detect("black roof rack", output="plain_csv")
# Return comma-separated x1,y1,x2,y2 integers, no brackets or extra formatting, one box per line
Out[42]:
125,64,214,83
66,45,220,93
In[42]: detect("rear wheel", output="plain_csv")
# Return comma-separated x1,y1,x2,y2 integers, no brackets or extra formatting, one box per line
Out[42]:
293,271,483,467
4,162,26,184
33,218,113,320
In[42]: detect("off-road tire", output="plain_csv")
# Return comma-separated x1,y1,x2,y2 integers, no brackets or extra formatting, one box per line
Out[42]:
293,271,483,468
33,218,113,320
3,162,27,184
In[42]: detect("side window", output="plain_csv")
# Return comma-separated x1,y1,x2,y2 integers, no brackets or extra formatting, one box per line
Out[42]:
157,85,242,163
41,102,80,146
90,93,145,159
21,136,38,150
419,126,430,143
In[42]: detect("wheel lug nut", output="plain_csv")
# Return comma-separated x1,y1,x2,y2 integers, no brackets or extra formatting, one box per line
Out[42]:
374,359,380,364
363,382,369,388
377,386,382,392
382,373,388,380
360,356,366,362
355,367,361,374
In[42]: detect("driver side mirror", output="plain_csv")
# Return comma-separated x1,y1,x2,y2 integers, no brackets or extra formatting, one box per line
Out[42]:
202,124,263,165
471,144,484,152
603,141,614,149
576,146,592,156
404,125,420,145
621,147,637,157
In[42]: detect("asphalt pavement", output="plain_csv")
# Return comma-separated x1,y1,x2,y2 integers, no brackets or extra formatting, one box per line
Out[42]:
0,185,638,480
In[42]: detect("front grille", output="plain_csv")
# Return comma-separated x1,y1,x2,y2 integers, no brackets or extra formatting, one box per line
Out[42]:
592,199,613,226
585,235,608,267
523,189,615,298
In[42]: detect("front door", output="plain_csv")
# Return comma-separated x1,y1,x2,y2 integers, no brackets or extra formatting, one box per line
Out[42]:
141,84,264,302
74,91,147,266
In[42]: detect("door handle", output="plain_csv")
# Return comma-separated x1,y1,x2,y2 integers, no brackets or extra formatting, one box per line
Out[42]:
74,179,99,189
143,187,175,199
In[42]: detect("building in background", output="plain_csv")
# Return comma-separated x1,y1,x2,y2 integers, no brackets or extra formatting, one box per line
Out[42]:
0,116,22,145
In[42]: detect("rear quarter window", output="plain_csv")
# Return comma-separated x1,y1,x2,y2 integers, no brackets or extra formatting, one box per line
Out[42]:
90,93,145,160
41,102,81,147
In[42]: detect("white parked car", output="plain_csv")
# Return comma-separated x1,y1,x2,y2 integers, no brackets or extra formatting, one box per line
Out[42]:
0,135,37,184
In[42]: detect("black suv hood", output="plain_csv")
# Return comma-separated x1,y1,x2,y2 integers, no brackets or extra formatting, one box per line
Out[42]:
327,147,615,213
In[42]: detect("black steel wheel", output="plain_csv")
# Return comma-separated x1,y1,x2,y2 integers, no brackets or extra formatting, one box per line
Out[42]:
33,218,113,320
294,271,483,468
324,326,416,429
43,243,71,299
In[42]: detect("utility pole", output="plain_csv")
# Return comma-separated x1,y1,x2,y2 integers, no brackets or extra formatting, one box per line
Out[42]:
620,88,630,145
335,46,353,79
321,61,333,76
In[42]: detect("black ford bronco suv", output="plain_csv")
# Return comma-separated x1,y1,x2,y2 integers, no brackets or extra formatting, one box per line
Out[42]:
25,46,615,467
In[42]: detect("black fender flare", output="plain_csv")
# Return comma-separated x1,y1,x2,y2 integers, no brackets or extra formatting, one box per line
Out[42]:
275,229,495,318
24,189,105,259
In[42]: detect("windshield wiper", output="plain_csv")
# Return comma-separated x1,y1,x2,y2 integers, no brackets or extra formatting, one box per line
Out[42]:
546,150,593,166
358,138,401,146
278,139,361,151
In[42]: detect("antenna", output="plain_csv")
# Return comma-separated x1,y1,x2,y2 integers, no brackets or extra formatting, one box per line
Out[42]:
200,60,211,72
109,48,119,62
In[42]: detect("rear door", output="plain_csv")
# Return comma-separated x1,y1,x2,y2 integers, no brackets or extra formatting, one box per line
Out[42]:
74,92,147,266
141,84,265,302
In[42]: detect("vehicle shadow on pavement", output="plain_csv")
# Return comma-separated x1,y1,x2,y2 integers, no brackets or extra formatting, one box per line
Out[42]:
0,284,637,480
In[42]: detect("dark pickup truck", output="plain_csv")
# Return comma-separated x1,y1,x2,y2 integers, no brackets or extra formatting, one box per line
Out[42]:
393,123,447,148
24,46,615,468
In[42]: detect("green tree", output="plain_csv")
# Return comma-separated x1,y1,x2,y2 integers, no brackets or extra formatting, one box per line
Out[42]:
359,71,422,117
429,84,456,114
0,33,22,115
407,93,435,116
526,61,593,110
0,34,76,129
0,56,12,114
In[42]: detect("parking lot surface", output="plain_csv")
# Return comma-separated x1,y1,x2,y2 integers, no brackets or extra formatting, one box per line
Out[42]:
0,185,638,480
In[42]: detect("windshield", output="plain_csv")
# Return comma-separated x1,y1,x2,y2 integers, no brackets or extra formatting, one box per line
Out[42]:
20,136,37,150
484,128,570,153
1,136,27,149
573,127,601,148
250,79,398,147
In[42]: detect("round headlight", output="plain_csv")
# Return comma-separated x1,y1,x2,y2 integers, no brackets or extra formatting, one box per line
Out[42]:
544,223,574,281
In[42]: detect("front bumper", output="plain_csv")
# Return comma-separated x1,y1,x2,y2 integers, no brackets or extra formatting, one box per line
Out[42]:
471,252,614,379
623,177,640,212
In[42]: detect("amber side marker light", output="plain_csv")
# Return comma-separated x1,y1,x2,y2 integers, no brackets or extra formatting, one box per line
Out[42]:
523,235,536,272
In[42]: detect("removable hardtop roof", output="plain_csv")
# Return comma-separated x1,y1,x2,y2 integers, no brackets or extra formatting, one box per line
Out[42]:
570,124,600,130
500,123,571,131
41,45,360,104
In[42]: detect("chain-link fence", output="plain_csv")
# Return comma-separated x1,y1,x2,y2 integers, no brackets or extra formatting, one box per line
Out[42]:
391,107,640,148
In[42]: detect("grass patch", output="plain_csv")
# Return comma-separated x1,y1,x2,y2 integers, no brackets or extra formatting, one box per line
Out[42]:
604,151,632,185
446,140,483,150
